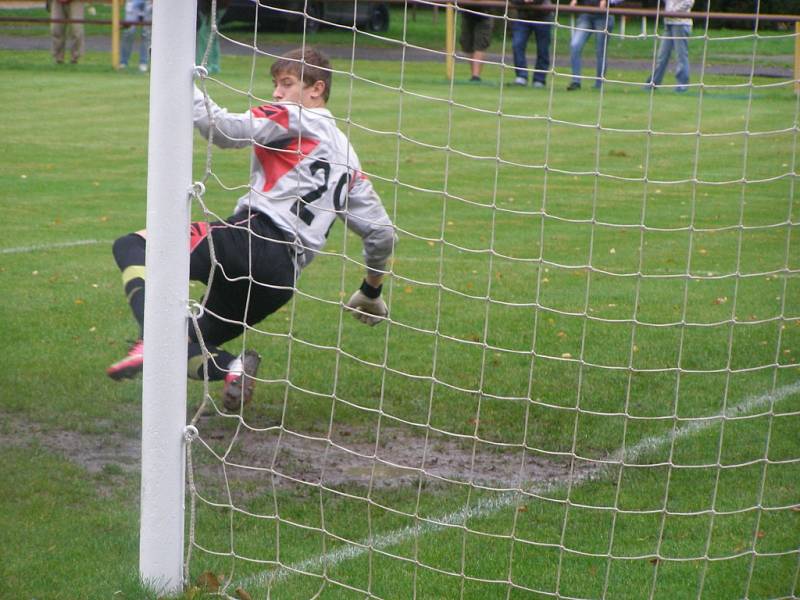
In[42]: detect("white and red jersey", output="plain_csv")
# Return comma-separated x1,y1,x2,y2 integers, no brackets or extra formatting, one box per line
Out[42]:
193,86,395,274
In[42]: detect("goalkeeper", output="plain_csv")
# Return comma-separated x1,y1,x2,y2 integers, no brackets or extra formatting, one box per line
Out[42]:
107,48,396,411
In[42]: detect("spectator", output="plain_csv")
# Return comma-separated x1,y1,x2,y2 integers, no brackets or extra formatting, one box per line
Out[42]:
567,0,616,90
120,0,153,72
197,0,230,75
51,0,84,65
646,0,694,93
460,9,494,82
510,0,554,88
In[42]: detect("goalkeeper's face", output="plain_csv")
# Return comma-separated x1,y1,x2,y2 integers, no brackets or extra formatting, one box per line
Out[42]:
272,71,326,108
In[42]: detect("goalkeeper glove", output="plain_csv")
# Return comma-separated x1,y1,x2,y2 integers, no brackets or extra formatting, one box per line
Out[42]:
345,279,388,326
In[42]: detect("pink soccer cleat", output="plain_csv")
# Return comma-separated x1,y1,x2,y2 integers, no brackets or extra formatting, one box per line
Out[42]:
106,339,144,380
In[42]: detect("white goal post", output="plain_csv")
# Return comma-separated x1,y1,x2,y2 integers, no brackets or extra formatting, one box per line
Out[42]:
138,0,196,593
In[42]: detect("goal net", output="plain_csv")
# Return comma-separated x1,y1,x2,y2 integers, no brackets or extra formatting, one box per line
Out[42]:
182,1,800,598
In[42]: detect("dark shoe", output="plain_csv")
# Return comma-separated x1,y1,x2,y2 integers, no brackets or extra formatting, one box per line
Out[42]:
469,75,482,83
107,339,144,380
566,82,581,91
222,350,261,412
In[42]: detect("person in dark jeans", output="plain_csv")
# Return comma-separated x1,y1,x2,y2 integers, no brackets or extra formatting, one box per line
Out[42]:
510,0,554,88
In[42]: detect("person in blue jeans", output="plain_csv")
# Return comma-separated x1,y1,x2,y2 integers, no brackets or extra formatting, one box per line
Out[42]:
567,0,615,90
119,0,152,72
646,0,694,93
510,0,554,88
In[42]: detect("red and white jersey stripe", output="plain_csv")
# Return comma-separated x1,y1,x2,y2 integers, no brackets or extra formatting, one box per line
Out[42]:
193,86,395,274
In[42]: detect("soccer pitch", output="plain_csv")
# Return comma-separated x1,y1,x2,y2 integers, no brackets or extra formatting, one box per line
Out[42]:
1,46,799,599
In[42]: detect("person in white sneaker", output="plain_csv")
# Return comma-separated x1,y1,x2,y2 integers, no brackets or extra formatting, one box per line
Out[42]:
107,48,397,411
119,0,152,72
510,0,554,88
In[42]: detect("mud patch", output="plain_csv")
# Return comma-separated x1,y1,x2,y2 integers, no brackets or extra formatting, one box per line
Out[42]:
187,417,592,507
1,412,589,501
0,415,140,476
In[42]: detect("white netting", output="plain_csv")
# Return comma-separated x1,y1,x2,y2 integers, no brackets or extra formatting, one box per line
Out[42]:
183,1,800,598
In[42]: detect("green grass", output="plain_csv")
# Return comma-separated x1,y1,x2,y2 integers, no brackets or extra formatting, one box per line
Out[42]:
1,43,799,600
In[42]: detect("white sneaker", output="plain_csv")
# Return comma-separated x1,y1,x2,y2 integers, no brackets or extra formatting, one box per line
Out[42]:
532,80,546,89
138,63,148,73
513,76,527,86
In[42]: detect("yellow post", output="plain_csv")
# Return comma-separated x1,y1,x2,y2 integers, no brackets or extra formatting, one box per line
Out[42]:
111,0,120,69
795,22,800,94
445,3,455,81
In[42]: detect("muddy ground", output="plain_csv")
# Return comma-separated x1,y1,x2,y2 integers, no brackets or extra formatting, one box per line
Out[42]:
1,409,593,501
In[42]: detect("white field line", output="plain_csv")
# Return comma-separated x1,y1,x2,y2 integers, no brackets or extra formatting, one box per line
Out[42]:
233,380,800,593
0,239,107,255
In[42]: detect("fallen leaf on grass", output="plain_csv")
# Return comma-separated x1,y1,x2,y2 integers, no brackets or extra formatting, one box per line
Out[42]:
236,588,253,600
196,571,221,592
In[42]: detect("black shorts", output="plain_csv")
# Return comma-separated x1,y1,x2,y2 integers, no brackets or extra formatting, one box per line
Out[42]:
188,210,295,346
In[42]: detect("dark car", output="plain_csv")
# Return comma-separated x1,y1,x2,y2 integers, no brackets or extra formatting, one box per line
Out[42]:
222,0,390,33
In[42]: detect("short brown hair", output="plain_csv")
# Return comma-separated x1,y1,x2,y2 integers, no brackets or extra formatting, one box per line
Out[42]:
270,48,332,103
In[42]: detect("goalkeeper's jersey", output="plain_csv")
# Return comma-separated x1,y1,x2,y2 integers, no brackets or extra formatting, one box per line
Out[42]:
193,87,394,274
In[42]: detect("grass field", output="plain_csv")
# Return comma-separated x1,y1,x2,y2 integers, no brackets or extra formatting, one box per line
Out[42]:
1,27,799,600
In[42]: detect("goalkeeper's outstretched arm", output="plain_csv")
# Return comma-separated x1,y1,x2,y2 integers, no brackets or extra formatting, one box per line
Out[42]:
341,172,396,326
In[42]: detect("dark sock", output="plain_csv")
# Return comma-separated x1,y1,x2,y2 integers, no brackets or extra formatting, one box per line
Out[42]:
187,342,236,382
112,234,147,339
